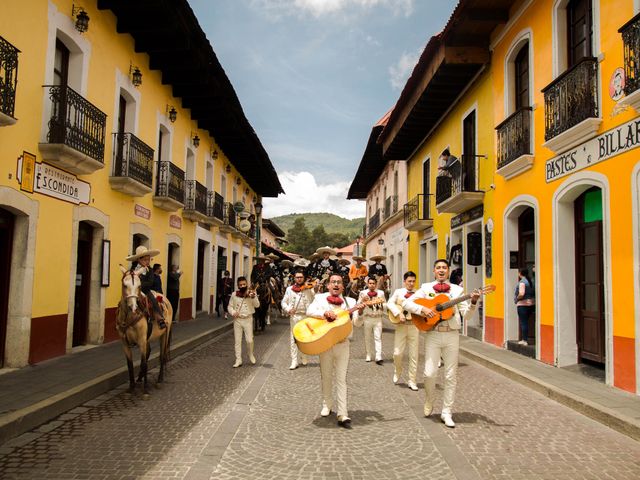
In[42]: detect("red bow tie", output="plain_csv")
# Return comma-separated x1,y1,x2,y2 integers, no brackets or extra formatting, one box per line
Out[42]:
327,295,343,305
291,285,302,293
404,291,414,299
367,291,377,297
433,282,450,293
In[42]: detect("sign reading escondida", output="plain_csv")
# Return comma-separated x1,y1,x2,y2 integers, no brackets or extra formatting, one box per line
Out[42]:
17,155,91,204
546,117,640,182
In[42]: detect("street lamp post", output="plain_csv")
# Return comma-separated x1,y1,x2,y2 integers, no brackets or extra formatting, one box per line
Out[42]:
254,198,263,258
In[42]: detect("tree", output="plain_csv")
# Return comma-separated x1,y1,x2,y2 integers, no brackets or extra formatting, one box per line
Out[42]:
287,218,312,256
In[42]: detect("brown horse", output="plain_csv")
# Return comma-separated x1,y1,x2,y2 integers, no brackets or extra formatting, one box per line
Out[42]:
117,265,173,397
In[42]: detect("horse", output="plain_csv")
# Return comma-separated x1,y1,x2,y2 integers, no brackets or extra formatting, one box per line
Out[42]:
375,275,390,299
117,265,173,397
253,282,271,332
346,276,366,300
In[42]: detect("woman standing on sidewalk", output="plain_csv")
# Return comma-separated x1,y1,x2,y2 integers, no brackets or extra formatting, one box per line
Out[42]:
515,268,535,346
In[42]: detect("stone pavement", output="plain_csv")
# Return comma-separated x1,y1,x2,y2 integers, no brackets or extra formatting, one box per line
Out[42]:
0,318,639,479
0,314,233,445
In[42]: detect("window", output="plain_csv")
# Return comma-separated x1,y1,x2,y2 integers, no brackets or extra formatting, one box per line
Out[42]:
567,0,593,67
514,45,530,109
463,111,477,191
53,39,69,87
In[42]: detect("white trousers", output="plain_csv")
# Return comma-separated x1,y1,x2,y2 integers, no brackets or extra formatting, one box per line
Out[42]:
363,316,383,361
423,330,459,415
319,340,350,419
234,317,254,361
289,316,307,364
393,323,420,383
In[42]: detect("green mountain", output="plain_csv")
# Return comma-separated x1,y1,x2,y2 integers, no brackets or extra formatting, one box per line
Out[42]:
270,213,365,240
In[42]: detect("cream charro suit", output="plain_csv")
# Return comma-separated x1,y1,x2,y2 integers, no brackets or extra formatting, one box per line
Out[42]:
387,287,420,384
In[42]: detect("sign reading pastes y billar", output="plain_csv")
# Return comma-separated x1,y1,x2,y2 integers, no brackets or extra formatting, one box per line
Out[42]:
545,117,640,182
17,154,91,204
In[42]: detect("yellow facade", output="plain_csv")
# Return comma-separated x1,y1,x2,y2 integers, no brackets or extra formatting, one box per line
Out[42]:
0,1,270,367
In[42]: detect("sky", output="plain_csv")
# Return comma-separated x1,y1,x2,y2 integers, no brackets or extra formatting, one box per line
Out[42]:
189,0,456,219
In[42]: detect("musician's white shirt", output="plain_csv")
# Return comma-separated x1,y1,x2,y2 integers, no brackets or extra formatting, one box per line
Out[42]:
281,287,315,319
402,281,476,330
306,293,363,341
387,288,416,322
357,289,386,317
228,292,260,318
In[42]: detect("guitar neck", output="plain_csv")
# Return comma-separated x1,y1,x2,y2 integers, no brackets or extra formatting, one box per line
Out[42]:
436,293,475,312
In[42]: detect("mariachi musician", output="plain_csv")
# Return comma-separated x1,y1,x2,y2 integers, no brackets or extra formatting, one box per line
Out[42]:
281,267,315,370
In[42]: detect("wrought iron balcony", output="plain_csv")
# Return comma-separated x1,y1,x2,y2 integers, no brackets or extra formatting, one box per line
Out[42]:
542,57,599,146
207,191,225,225
183,180,209,222
495,107,534,179
221,202,238,233
435,155,484,214
39,85,107,175
367,209,381,236
0,35,19,126
153,161,185,212
109,132,154,196
403,194,433,231
621,13,640,96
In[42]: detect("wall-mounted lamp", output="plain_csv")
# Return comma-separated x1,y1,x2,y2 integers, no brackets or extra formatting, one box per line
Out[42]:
225,164,231,174
191,132,200,148
166,105,177,123
72,4,90,33
129,63,142,87
378,238,385,246
211,149,218,160
254,202,263,215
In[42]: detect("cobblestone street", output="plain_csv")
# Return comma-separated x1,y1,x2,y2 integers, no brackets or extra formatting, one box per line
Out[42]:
1,317,639,480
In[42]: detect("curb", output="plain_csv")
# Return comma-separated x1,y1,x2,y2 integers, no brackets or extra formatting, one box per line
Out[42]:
459,345,640,442
0,321,233,446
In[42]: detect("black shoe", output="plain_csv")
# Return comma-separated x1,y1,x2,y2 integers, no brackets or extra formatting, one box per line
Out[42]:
338,419,352,429
375,359,383,366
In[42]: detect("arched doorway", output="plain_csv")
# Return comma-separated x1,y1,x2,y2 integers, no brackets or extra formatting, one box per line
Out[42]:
0,208,14,367
72,221,93,346
518,207,536,347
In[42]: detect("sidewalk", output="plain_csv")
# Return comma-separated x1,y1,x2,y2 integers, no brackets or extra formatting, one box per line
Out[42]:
0,314,233,445
459,335,640,441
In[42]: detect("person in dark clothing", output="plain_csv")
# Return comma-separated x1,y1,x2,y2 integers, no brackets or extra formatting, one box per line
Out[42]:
152,263,163,294
216,270,234,319
127,246,167,330
167,264,182,322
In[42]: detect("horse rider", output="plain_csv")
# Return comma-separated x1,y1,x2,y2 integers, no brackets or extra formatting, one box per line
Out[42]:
229,276,260,367
251,254,273,285
126,246,167,330
337,258,351,286
369,255,388,282
348,255,368,284
358,277,386,365
281,267,315,370
314,246,338,283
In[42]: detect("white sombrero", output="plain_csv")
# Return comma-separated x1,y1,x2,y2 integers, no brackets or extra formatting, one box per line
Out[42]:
254,254,270,261
352,255,365,262
126,245,160,262
369,255,386,262
294,258,310,268
316,246,336,256
266,253,280,261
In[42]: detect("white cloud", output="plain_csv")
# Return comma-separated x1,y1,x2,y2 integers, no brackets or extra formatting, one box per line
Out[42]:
388,48,421,90
262,171,365,219
251,0,414,19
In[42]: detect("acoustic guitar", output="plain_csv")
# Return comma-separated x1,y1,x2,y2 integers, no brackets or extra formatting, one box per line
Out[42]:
409,285,496,332
293,298,384,355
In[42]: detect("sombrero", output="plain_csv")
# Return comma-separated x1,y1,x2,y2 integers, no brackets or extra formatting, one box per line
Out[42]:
352,255,365,262
308,253,320,261
294,258,310,267
281,259,294,268
338,258,350,265
316,246,336,256
254,254,270,261
266,253,280,261
126,245,160,262
329,255,338,261
369,255,386,262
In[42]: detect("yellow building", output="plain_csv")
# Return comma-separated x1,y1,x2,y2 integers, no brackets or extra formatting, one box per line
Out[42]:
0,1,282,367
377,0,640,394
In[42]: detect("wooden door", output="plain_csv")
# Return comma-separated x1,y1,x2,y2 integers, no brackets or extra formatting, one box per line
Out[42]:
0,208,14,367
73,222,93,347
518,207,536,343
567,0,593,67
575,189,605,364
514,44,530,109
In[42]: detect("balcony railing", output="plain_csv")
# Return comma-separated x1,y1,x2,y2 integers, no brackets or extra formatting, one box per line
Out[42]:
111,132,154,194
155,161,185,209
620,13,640,96
403,194,432,231
542,57,599,142
43,85,107,163
184,180,208,218
496,107,532,169
208,191,225,221
368,209,380,235
0,35,20,123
